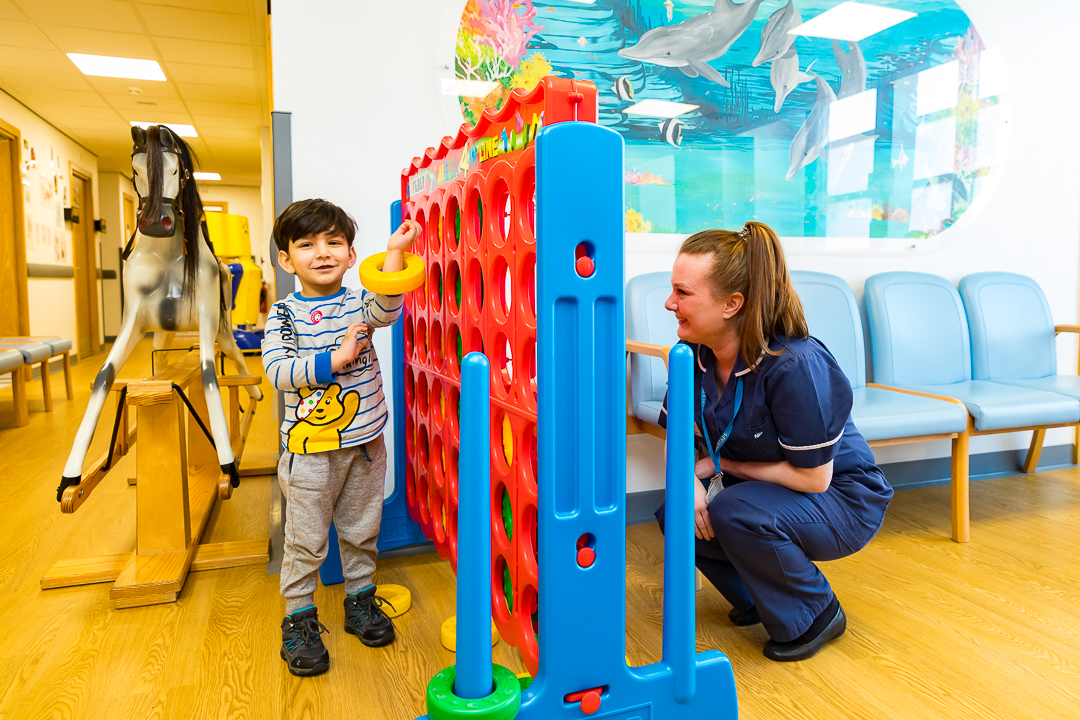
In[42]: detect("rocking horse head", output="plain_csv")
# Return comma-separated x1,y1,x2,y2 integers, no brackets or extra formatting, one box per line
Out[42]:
130,124,204,298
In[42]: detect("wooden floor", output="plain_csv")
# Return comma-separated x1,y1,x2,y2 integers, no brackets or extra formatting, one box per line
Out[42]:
2,339,1080,719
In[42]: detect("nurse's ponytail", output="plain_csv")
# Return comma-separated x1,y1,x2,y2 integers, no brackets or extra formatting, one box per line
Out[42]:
678,221,808,369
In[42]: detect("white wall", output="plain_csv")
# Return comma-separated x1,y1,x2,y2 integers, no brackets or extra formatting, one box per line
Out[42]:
0,88,102,356
97,172,136,339
197,183,268,264
271,0,1080,495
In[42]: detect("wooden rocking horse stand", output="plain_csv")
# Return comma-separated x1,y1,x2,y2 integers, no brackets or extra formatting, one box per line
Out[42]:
42,350,269,608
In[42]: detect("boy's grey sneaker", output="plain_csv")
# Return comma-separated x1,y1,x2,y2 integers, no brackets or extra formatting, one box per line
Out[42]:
280,607,330,676
344,585,396,647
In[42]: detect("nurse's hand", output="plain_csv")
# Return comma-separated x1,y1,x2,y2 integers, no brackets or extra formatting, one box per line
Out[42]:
694,478,714,541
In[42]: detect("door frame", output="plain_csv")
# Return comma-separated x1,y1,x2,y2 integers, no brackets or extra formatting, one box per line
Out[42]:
0,117,30,336
70,163,100,357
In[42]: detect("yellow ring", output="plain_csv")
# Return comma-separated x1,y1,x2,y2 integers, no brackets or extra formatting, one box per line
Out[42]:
358,252,426,295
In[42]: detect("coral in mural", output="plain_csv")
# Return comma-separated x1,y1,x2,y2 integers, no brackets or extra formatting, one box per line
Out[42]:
456,0,544,124
625,169,671,186
625,207,653,233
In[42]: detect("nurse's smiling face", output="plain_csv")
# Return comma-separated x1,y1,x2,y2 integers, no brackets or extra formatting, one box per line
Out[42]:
665,252,744,350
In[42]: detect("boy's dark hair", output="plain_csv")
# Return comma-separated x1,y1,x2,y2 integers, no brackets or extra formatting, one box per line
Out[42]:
272,198,357,253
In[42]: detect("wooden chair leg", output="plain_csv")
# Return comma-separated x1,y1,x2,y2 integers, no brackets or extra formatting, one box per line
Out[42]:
62,351,74,400
39,360,53,412
1023,428,1046,474
951,427,971,543
1073,425,1079,466
10,368,28,427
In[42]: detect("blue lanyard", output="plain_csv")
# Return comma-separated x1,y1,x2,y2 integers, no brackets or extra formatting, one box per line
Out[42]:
701,373,743,472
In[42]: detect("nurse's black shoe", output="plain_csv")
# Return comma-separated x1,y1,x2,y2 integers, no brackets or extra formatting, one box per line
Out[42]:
763,603,846,662
728,605,761,626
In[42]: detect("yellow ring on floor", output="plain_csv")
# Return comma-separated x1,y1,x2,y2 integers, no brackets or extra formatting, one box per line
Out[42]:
358,252,426,295
440,615,500,652
378,584,412,618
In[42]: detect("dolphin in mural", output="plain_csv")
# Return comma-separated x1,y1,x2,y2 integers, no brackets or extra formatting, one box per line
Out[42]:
617,0,768,87
786,73,836,181
752,0,801,67
770,47,815,112
833,40,866,98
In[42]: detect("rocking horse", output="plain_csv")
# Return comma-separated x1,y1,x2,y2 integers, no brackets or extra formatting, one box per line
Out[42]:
58,125,263,502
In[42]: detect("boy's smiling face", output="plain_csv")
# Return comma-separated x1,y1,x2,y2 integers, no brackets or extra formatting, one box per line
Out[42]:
279,230,357,297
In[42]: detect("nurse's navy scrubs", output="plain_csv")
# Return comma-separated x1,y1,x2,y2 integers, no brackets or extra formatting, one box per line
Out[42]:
656,335,893,642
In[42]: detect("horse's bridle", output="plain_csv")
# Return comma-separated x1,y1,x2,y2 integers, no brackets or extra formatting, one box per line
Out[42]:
130,136,190,239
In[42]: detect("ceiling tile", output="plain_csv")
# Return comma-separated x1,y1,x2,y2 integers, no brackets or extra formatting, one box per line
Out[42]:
0,0,27,20
0,20,53,49
0,45,72,72
137,0,251,14
19,0,142,32
0,67,93,91
81,75,177,97
194,113,261,129
38,25,157,58
185,100,257,117
13,88,109,108
193,126,260,141
137,6,250,44
34,104,124,122
101,93,187,114
175,82,257,104
49,117,130,133
166,63,254,88
155,38,253,69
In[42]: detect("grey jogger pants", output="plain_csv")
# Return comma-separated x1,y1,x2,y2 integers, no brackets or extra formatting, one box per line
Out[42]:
278,436,387,613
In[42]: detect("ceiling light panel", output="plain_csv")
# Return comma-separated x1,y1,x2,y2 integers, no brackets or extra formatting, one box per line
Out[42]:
625,99,700,118
68,53,167,81
788,2,916,42
130,121,198,137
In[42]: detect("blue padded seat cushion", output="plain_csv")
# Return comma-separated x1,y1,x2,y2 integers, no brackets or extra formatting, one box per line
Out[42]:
0,342,51,364
993,376,1080,402
907,380,1080,432
851,386,969,442
0,349,24,374
1,337,72,354
635,400,664,427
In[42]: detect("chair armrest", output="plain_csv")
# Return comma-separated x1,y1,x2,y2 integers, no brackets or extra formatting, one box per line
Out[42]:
1055,324,1080,335
866,383,970,412
627,339,671,369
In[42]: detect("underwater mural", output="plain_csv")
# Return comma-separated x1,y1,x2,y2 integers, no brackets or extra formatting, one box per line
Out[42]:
454,0,1007,244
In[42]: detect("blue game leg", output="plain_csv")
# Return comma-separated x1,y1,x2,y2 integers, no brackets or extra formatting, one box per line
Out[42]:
664,344,696,704
457,352,494,698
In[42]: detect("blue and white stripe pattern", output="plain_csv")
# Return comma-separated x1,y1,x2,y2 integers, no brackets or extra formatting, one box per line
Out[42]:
262,287,403,452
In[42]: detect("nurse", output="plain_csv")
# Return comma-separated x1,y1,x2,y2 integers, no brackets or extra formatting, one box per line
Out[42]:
655,222,892,661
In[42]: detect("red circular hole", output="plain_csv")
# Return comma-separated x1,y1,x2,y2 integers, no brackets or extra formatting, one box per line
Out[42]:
446,259,461,315
521,253,536,322
418,424,430,469
429,262,443,312
415,317,428,364
431,433,445,488
466,185,484,253
404,315,415,360
404,364,415,408
493,255,511,322
447,322,462,378
466,326,484,357
489,177,511,247
428,201,442,255
465,257,485,319
445,190,461,253
430,377,444,427
416,372,429,418
447,385,460,435
495,332,513,393
430,318,444,372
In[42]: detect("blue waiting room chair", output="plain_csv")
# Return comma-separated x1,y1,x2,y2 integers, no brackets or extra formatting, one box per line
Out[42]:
960,271,1080,471
791,270,970,453
626,272,679,440
865,272,1080,542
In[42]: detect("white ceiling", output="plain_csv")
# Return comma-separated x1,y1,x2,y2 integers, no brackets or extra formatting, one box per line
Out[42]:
0,0,270,186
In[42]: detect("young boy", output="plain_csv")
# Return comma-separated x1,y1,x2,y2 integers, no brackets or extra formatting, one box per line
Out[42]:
262,198,419,676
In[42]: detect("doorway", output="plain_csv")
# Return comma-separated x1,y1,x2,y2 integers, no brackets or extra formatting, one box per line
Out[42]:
71,169,99,359
0,118,28,338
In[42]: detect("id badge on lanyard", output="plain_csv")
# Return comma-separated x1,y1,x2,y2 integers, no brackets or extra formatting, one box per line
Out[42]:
701,374,743,502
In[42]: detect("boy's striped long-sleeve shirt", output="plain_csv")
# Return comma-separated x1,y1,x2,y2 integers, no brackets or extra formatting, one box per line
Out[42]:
262,287,403,454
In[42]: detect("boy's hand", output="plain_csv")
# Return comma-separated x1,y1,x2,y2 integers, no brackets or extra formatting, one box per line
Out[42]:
388,219,421,252
331,322,370,373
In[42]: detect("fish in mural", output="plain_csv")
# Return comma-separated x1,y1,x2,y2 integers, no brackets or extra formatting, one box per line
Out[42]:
658,117,684,146
752,0,801,67
617,0,768,87
770,48,815,113
613,75,634,101
786,73,836,180
892,142,909,170
833,40,866,98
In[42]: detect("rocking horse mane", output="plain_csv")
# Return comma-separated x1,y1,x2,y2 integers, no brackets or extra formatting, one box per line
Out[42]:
140,125,205,303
